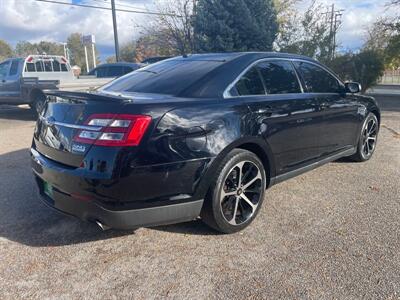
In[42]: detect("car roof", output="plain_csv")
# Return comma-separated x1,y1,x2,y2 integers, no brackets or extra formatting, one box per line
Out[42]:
95,62,141,68
171,52,317,63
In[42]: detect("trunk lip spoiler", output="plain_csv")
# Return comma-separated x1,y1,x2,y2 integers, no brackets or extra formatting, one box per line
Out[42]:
39,115,103,131
44,90,130,103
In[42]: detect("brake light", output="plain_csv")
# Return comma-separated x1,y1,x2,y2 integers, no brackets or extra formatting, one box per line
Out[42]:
27,56,33,62
74,114,151,147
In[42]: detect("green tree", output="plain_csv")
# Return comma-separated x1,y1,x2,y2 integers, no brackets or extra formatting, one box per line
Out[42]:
14,41,63,57
276,1,331,63
193,0,278,52
67,33,99,73
328,50,385,93
0,40,13,61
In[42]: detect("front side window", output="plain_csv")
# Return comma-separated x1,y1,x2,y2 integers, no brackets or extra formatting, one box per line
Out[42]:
257,60,301,94
294,61,342,93
0,61,10,77
60,63,68,72
234,67,265,96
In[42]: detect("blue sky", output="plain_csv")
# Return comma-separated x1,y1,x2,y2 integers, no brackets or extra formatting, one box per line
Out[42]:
0,0,395,62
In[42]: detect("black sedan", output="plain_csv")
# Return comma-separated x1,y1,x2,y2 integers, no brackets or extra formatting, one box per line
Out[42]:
31,53,380,233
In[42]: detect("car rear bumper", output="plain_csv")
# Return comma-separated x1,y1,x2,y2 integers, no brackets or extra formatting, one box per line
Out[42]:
31,148,204,229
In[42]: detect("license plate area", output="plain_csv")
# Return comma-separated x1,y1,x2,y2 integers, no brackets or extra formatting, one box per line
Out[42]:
43,181,53,198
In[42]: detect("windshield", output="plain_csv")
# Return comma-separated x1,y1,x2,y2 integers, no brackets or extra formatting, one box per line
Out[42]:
0,61,10,78
100,59,224,96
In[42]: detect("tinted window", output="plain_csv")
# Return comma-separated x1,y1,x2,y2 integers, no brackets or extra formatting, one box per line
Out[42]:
122,66,133,75
26,63,35,72
257,61,301,94
9,60,19,76
94,66,108,78
108,66,124,77
53,60,61,72
101,59,224,96
35,61,44,72
44,61,52,72
294,61,341,93
234,67,265,96
61,63,68,72
0,61,10,77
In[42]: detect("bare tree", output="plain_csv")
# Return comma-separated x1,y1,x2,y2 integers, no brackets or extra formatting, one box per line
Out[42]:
140,0,196,55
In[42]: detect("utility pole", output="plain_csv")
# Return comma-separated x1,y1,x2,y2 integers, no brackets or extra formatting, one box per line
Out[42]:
323,4,344,60
111,0,120,62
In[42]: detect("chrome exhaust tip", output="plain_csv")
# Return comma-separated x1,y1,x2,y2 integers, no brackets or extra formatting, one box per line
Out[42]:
95,220,110,231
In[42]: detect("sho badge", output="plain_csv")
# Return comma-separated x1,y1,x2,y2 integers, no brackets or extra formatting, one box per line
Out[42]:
72,144,86,153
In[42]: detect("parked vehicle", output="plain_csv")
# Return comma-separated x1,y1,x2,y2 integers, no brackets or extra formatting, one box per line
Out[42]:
141,56,171,65
0,55,113,113
87,62,142,78
31,53,380,233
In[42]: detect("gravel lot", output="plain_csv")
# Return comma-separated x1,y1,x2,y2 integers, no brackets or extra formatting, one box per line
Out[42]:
0,96,399,299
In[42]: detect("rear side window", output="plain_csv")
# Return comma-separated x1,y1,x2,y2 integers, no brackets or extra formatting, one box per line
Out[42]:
44,61,52,72
9,60,19,76
294,61,342,93
257,61,301,94
35,61,44,72
234,67,265,96
26,63,35,72
53,60,61,72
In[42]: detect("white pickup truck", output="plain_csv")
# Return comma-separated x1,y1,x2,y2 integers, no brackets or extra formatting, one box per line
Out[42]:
0,55,113,113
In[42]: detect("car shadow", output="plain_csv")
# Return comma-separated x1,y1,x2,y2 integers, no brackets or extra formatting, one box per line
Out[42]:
0,148,135,247
152,219,219,236
0,148,217,247
0,105,37,121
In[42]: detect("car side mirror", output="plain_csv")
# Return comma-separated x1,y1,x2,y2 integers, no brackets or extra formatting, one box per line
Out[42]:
345,82,361,94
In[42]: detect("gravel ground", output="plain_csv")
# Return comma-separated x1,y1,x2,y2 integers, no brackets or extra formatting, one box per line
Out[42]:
0,96,399,299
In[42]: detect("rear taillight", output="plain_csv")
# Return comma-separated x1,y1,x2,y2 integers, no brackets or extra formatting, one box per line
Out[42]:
74,114,151,147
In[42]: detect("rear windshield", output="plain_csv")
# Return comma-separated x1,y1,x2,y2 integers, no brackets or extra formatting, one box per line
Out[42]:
100,59,223,96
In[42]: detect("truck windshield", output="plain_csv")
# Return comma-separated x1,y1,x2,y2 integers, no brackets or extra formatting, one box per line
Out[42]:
100,59,224,96
0,61,10,77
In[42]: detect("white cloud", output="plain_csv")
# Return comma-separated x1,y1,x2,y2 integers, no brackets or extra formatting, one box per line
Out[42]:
0,0,396,59
297,0,396,51
0,0,157,58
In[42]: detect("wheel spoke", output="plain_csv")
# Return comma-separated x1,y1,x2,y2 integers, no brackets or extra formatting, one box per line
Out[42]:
240,194,256,213
368,136,376,141
221,190,237,198
236,161,245,187
228,196,240,225
242,171,261,190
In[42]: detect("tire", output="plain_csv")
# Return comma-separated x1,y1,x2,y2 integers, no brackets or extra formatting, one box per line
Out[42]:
350,112,379,162
29,91,46,116
201,149,267,234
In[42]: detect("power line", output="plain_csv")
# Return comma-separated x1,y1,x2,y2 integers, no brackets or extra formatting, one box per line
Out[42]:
35,0,180,17
322,4,344,60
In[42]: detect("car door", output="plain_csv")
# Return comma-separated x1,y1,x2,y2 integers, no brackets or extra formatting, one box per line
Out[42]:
293,61,360,155
227,59,325,175
0,60,21,103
